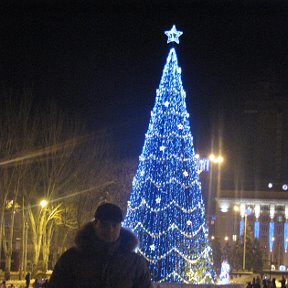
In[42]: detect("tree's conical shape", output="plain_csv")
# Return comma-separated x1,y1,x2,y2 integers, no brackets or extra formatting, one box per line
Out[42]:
124,47,216,283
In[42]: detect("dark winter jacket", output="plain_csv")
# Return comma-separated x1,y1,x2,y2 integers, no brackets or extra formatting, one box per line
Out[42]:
48,222,153,288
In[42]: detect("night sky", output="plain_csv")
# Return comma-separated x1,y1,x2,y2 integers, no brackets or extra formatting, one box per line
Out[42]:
1,0,288,158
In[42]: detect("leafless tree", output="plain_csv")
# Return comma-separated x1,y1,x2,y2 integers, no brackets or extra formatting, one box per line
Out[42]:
0,89,138,279
0,88,36,279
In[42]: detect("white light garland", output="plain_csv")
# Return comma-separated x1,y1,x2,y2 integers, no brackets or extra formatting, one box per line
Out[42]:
145,131,192,139
128,198,201,213
139,153,195,162
146,176,201,189
133,221,206,239
138,244,211,265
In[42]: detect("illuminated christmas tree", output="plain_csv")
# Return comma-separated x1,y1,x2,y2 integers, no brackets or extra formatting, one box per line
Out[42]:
124,25,216,284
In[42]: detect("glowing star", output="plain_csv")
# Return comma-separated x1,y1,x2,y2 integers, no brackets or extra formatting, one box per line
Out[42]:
140,170,145,176
156,197,161,204
150,244,156,251
187,220,192,226
160,145,166,151
178,124,183,130
164,101,170,107
183,170,189,177
165,25,183,44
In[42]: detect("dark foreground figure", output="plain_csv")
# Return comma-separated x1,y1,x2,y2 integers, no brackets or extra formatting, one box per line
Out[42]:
48,203,153,288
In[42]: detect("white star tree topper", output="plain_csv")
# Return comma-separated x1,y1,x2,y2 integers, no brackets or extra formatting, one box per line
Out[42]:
165,25,183,44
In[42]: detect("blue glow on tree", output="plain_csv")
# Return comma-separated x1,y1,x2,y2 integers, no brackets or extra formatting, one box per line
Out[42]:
124,25,216,284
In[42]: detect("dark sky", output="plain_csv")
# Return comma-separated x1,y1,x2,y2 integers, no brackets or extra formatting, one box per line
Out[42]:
1,0,288,156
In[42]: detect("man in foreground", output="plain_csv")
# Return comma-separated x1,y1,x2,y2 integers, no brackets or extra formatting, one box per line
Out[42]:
48,202,153,288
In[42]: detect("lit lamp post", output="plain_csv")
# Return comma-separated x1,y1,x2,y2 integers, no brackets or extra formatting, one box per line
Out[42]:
239,203,249,271
196,153,224,239
40,199,48,209
24,221,29,276
233,205,240,242
208,154,224,225
270,237,275,279
208,154,224,197
209,154,224,164
243,213,248,271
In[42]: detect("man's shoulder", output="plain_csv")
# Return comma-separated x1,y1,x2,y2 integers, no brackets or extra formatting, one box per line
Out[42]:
58,247,79,262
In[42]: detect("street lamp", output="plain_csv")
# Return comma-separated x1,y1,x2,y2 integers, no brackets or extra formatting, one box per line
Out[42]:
208,153,224,214
209,154,224,164
238,204,249,271
233,205,240,242
24,221,29,276
270,237,275,279
243,213,248,271
40,199,48,208
233,204,250,271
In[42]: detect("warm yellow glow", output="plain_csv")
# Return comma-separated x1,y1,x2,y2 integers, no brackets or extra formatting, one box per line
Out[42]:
209,154,215,161
209,154,224,164
220,202,229,213
195,154,200,159
211,235,215,240
233,205,239,212
216,156,224,163
40,199,48,208
224,236,229,241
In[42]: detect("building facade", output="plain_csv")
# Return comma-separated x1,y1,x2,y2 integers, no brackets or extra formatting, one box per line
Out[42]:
214,189,288,270
208,81,288,271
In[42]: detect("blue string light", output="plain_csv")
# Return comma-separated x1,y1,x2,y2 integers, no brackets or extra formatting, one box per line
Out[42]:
254,221,260,239
240,220,244,236
284,222,288,252
269,222,275,252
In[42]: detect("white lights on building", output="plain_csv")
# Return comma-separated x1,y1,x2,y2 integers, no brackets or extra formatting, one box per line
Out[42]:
240,203,246,218
220,202,229,213
254,204,260,219
270,205,275,219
